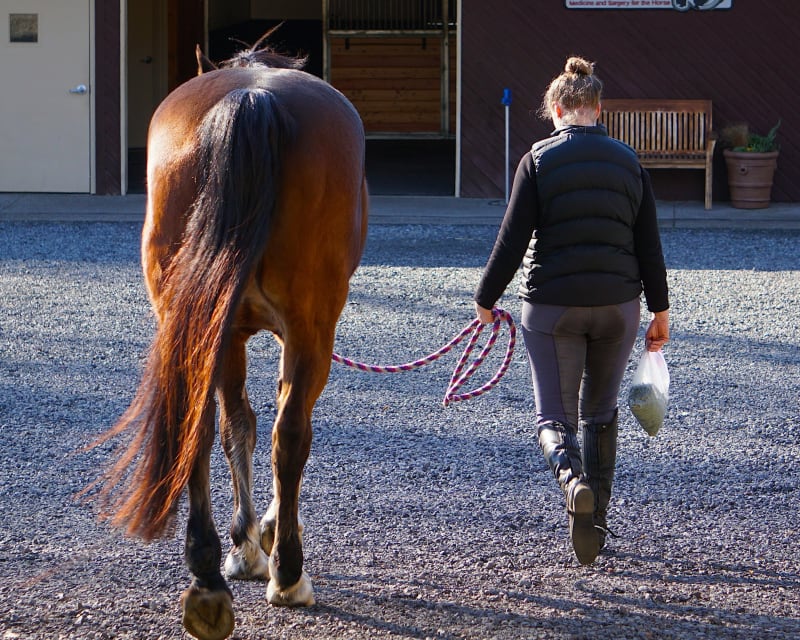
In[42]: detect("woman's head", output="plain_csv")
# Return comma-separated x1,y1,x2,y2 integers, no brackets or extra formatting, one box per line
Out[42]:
540,56,603,125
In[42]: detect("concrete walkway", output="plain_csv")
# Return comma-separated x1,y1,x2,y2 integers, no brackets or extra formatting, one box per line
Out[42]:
1,192,799,229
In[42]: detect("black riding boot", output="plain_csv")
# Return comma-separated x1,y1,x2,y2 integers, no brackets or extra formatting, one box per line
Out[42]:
538,421,599,565
581,410,618,551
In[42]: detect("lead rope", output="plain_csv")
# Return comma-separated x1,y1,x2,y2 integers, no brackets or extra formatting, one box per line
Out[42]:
331,307,516,407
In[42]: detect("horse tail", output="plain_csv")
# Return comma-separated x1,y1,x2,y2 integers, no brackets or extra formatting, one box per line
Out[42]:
100,88,286,540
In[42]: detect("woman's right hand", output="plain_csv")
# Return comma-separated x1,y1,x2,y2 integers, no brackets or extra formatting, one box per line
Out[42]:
645,310,670,352
475,303,495,325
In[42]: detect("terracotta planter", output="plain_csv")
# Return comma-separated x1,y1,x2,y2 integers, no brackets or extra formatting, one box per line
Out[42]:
723,149,779,209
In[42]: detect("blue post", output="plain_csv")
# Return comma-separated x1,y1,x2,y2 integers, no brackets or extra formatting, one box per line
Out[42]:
501,89,512,203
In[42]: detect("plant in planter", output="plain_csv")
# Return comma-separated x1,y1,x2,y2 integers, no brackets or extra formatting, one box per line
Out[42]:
721,120,781,209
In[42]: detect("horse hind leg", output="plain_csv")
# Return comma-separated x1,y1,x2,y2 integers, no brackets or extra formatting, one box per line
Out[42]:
180,401,235,640
259,330,333,607
218,331,270,581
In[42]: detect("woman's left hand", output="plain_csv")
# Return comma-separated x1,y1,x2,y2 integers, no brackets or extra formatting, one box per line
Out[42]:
645,310,670,352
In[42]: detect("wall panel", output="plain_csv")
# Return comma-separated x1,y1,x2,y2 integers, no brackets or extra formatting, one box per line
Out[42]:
461,1,798,202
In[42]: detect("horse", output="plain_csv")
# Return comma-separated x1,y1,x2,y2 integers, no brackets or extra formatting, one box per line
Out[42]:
96,37,368,640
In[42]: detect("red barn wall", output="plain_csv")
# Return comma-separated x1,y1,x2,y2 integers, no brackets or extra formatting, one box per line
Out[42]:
460,1,799,202
95,0,121,195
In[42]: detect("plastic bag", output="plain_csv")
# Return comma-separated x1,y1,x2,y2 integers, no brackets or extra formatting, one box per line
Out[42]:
627,351,670,436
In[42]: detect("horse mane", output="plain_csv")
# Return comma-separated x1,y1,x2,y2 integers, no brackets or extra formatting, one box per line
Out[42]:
197,27,307,75
222,46,307,71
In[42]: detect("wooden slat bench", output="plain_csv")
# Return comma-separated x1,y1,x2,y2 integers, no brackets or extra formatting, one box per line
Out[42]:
600,99,716,209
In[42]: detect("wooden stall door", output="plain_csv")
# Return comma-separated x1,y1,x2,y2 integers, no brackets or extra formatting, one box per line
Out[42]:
330,36,455,136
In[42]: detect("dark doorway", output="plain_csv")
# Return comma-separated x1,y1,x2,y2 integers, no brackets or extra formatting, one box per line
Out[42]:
128,148,146,194
209,19,323,78
366,139,455,196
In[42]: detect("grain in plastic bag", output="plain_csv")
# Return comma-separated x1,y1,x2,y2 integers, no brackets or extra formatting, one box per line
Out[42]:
627,351,669,436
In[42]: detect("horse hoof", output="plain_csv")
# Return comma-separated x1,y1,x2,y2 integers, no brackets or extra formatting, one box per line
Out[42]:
267,571,315,607
224,543,270,581
181,586,235,640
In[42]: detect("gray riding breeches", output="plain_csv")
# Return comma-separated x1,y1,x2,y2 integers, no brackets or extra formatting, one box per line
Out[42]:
520,298,640,431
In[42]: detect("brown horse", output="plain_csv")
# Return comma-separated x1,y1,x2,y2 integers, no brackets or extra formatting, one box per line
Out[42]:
98,39,368,640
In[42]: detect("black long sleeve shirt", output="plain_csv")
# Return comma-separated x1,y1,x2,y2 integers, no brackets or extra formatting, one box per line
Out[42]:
475,152,669,313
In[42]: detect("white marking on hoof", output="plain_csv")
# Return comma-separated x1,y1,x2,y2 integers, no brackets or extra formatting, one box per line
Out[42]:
266,571,315,607
224,540,270,581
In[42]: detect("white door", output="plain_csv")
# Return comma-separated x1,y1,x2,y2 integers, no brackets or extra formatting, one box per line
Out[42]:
0,0,92,192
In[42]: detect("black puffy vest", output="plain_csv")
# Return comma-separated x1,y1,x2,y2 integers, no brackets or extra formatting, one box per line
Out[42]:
519,125,644,306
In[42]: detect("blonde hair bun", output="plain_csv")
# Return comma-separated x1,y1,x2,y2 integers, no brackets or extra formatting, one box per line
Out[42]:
565,56,594,77
538,56,603,120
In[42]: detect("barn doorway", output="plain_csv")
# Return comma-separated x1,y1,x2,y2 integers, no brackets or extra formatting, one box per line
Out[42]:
126,0,203,194
126,0,456,196
327,0,457,195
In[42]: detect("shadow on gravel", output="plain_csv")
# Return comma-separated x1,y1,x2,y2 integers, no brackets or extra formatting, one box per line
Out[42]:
302,568,799,639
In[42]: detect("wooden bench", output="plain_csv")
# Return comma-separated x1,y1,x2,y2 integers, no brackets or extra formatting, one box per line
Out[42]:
600,99,716,210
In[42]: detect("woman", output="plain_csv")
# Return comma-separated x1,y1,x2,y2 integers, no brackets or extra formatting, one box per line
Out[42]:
474,56,669,565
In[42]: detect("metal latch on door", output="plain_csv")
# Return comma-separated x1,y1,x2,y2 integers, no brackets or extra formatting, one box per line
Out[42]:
69,84,89,95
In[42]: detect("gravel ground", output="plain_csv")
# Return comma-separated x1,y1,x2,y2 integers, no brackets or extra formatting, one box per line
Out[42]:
1,222,799,640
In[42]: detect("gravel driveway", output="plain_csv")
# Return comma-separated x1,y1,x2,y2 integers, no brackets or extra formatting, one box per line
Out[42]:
1,221,798,639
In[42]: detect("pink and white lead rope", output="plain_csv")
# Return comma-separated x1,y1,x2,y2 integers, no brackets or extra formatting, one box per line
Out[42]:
331,308,516,406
